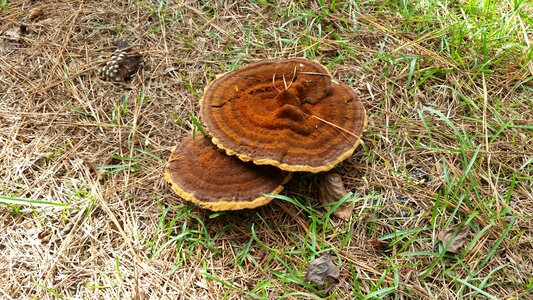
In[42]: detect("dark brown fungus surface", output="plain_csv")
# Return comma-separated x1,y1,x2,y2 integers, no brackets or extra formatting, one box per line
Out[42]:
164,136,292,211
200,58,366,173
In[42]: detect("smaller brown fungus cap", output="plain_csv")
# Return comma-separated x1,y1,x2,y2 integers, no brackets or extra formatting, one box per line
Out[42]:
164,136,292,211
200,58,366,173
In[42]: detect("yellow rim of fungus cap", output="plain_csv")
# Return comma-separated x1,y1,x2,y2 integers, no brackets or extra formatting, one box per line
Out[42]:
209,104,366,173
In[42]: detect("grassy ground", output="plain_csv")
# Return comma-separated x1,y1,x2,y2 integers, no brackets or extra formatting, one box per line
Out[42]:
1,0,531,299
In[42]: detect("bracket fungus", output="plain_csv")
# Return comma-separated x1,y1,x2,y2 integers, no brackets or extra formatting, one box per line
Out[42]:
200,58,366,173
164,136,292,211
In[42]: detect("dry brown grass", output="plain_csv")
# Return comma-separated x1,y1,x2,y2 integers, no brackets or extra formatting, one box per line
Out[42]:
1,1,532,299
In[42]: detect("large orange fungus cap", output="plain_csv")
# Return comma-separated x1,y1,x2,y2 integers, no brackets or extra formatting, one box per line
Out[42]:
200,58,366,173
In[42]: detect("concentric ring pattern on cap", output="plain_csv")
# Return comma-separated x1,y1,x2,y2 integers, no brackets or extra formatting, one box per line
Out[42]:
164,136,292,211
200,58,366,173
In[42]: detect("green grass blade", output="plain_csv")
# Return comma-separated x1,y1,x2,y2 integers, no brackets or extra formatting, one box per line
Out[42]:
0,195,68,208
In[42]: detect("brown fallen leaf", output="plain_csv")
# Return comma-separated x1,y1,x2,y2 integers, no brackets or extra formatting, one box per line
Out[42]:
438,226,469,254
37,229,51,244
366,238,389,251
83,159,104,181
304,252,340,285
318,173,353,220
27,7,46,22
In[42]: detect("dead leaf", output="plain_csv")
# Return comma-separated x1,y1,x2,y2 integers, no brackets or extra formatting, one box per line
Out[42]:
438,226,469,254
37,229,51,244
4,28,21,40
27,7,46,22
366,239,388,251
318,173,353,220
83,159,103,180
304,252,340,285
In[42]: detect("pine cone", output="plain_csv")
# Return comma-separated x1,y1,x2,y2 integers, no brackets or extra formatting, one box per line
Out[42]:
99,48,142,82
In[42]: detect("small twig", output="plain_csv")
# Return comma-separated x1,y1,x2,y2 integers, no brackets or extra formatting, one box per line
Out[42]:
298,71,330,76
272,73,281,92
287,65,297,89
310,115,361,140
